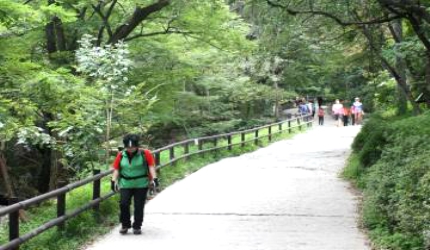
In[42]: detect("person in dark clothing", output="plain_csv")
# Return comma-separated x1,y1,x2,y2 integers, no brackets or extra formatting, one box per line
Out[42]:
317,106,325,125
343,104,350,126
111,134,159,235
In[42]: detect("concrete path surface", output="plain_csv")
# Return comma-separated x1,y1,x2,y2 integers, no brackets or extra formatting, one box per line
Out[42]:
85,122,370,250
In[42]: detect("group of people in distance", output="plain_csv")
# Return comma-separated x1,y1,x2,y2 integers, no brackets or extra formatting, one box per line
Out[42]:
297,99,316,119
296,97,364,127
331,97,364,127
296,98,325,125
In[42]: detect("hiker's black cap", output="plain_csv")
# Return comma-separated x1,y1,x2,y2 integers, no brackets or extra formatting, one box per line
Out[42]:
123,134,140,148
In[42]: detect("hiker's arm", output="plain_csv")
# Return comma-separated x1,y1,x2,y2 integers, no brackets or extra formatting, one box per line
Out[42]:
144,150,157,180
112,169,119,182
147,155,157,179
149,165,157,179
111,152,122,182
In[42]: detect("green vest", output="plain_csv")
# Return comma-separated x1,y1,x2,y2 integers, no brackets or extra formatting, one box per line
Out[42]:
118,150,149,189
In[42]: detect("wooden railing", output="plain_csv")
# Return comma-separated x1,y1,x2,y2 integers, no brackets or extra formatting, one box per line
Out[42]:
0,115,312,250
152,115,312,168
0,170,114,250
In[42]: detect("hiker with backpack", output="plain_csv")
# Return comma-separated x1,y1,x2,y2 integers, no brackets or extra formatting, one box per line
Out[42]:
111,134,159,235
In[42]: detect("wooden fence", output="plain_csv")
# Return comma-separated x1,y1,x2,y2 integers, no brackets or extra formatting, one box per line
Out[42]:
0,115,312,250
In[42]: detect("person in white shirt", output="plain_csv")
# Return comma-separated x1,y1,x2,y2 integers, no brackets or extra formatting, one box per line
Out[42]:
331,99,343,127
352,97,364,125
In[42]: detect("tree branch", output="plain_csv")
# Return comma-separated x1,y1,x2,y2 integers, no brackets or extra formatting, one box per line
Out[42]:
377,0,430,55
266,0,402,26
124,29,194,41
92,1,116,45
387,22,401,43
105,0,117,37
92,4,105,46
406,13,430,55
108,0,171,44
378,0,430,24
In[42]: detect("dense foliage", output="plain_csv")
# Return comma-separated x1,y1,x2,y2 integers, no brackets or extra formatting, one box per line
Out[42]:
345,112,430,249
1,0,428,194
0,0,267,196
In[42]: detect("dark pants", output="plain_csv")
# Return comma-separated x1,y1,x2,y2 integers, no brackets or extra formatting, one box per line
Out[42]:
318,116,324,125
343,116,349,126
120,188,148,229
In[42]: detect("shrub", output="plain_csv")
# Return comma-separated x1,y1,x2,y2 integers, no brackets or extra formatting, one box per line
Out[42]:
347,111,430,250
352,114,390,168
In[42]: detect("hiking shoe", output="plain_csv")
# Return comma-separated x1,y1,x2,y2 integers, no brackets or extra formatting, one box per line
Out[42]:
133,228,142,235
119,227,129,234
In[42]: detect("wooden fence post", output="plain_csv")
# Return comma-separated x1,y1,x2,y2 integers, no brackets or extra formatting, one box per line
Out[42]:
57,181,67,231
198,139,203,151
184,143,189,154
241,133,245,147
92,170,101,213
8,197,19,250
297,118,301,131
227,135,232,151
184,143,189,160
155,152,161,166
268,126,272,142
288,120,291,133
254,130,259,145
169,147,175,161
278,123,282,132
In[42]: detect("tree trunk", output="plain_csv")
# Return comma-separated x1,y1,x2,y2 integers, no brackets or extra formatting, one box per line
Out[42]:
105,100,111,166
380,58,421,114
425,57,430,108
362,25,421,114
389,20,408,114
54,17,67,51
49,134,64,190
45,0,66,53
0,152,14,198
45,0,57,53
274,80,279,119
45,21,57,53
38,147,51,193
406,14,430,108
37,111,64,192
381,2,430,108
105,90,116,166
0,150,28,221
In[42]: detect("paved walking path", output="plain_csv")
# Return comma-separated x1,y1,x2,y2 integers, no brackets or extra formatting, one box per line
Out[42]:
86,122,370,250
